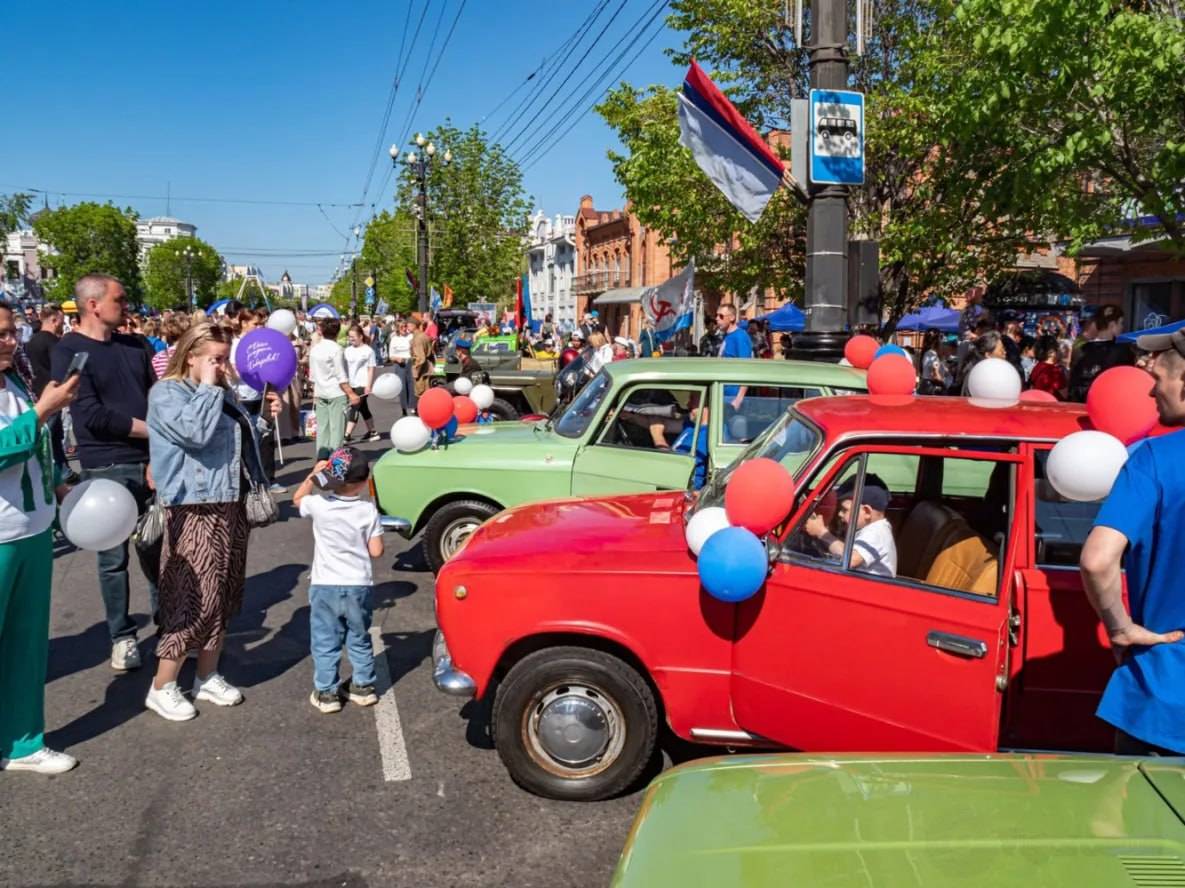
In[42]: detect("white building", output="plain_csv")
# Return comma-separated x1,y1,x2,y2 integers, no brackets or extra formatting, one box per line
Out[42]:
136,216,197,260
526,210,576,328
2,229,51,300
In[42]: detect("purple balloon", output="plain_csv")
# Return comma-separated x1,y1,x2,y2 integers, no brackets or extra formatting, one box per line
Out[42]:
235,327,297,392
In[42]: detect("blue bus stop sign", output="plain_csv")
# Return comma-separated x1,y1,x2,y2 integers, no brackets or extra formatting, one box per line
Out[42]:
809,89,865,186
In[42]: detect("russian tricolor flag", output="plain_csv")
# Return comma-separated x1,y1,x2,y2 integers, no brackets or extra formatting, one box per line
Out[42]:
677,60,786,222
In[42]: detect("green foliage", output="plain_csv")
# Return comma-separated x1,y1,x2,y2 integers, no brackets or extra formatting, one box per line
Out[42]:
143,237,223,309
0,193,33,239
395,122,530,305
32,202,143,302
358,209,418,315
215,276,272,308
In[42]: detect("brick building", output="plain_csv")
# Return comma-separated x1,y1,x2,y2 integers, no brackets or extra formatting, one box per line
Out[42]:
572,195,675,340
1060,234,1185,332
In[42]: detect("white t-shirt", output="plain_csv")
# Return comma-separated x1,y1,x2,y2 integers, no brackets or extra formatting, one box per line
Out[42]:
388,333,412,361
309,339,349,400
230,336,262,401
344,344,376,389
852,518,897,578
0,386,54,542
299,494,383,586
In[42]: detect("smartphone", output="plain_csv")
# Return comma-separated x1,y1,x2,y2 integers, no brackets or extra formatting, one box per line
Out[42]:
65,352,89,379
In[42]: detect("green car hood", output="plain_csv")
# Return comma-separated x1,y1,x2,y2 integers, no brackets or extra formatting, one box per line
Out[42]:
613,754,1185,888
375,421,573,468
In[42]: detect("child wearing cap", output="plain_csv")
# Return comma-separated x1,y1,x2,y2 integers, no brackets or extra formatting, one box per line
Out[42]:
804,473,898,578
293,446,384,713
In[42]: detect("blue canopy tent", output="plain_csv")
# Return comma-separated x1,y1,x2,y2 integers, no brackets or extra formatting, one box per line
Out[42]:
896,305,960,332
1119,318,1184,343
308,303,340,320
758,303,806,332
206,298,231,316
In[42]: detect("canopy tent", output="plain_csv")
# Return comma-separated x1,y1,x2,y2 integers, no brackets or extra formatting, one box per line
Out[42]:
593,286,648,306
308,303,340,319
896,305,960,333
1119,318,1185,343
757,302,806,332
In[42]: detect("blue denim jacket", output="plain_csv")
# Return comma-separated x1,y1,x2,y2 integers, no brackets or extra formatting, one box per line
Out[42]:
147,379,264,506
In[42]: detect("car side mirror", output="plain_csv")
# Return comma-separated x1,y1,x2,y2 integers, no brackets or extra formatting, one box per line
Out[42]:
765,534,782,568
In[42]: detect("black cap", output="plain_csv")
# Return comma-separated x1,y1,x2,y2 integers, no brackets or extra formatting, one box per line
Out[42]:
837,473,890,512
1136,328,1185,357
313,446,370,490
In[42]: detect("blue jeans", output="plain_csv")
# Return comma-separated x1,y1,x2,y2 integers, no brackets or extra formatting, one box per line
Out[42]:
80,462,160,642
308,584,376,692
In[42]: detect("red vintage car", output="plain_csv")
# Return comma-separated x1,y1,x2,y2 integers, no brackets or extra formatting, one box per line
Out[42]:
434,396,1117,800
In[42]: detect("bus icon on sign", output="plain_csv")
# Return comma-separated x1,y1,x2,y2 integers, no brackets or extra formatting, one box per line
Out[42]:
815,109,859,157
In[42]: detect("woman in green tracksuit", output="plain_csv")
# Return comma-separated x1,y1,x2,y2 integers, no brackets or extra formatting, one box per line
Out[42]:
0,301,80,775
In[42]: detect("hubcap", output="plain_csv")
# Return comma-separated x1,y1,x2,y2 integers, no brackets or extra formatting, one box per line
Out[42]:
526,684,625,776
439,516,480,561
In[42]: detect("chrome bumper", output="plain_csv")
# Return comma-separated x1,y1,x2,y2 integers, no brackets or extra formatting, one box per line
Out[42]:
432,630,476,697
379,515,412,537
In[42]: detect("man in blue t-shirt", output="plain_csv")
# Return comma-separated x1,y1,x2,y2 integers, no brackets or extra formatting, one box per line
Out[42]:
1080,326,1185,754
716,304,752,420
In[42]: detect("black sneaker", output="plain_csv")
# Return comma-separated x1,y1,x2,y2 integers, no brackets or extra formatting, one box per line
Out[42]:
61,468,81,485
343,681,378,707
309,689,343,713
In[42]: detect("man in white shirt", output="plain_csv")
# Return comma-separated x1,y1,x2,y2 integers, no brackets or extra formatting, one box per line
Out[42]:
308,318,359,458
804,474,898,578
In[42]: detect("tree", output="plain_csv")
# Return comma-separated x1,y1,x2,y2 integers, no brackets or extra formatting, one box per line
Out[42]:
358,209,418,315
0,193,32,239
32,202,143,302
143,237,224,309
215,276,272,308
395,122,531,305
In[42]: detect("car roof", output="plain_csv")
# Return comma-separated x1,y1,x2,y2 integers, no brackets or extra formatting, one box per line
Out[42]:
797,394,1088,441
603,358,868,388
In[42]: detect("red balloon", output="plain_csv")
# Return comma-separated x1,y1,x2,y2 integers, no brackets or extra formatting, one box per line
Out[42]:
724,457,796,535
417,387,455,429
1086,365,1157,444
866,354,916,396
844,334,879,370
1019,389,1058,403
453,395,478,424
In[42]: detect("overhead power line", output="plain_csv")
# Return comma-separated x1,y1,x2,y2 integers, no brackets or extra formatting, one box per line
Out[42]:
1,185,363,208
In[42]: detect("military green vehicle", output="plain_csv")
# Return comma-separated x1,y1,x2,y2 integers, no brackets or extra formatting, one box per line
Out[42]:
438,333,557,420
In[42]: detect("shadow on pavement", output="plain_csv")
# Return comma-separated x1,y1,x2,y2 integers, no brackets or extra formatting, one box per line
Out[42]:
460,696,494,750
380,629,434,688
392,540,429,573
227,562,307,688
46,619,118,684
45,643,156,750
372,580,418,607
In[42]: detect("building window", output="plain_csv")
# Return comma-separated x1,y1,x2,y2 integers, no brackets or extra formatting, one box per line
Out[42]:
1129,281,1182,331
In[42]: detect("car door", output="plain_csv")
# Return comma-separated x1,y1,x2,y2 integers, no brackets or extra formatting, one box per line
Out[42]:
730,444,1020,753
1001,443,1116,752
570,383,707,496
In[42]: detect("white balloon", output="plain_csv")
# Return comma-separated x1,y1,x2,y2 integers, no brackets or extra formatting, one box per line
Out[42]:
60,479,138,552
470,384,495,410
685,506,732,556
266,309,297,336
453,377,474,395
390,416,431,452
1047,430,1129,502
967,357,1022,402
371,373,404,401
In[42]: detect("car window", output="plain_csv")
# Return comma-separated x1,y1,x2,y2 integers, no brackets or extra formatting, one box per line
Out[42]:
1033,449,1102,568
721,386,822,444
475,341,510,354
783,451,1011,600
597,386,707,452
553,371,612,439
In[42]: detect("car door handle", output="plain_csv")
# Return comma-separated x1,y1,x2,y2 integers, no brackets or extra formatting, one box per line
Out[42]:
927,630,988,659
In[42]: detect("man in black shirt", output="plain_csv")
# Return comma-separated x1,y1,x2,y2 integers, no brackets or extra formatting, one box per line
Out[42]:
25,304,76,483
1068,304,1135,402
51,274,158,671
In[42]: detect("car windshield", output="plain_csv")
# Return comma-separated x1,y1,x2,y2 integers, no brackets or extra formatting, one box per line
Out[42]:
694,409,823,513
553,370,612,438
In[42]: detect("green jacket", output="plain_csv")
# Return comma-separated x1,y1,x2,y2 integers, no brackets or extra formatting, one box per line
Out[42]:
0,371,56,514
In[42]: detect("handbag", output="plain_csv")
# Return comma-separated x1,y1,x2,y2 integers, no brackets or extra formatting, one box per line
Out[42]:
244,477,278,528
132,497,165,551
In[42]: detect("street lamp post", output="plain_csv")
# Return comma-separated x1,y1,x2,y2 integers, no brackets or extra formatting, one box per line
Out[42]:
390,134,452,315
350,225,361,319
182,245,195,310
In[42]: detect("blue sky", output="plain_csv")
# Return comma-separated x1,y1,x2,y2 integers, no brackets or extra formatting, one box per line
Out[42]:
5,0,682,283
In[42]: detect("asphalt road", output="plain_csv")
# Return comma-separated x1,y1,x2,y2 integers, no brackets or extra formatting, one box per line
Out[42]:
0,387,643,888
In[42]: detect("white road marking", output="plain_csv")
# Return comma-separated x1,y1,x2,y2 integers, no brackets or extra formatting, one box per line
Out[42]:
370,627,412,782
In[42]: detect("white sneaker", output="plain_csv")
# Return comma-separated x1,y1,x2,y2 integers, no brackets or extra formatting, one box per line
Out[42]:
1,747,78,774
145,682,197,721
111,637,141,671
193,672,243,707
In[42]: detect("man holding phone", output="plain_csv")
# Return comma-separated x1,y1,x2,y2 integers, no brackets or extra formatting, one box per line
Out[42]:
51,274,159,672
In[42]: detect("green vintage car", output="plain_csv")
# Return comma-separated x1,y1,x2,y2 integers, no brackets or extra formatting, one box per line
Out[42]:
613,753,1185,887
372,357,866,572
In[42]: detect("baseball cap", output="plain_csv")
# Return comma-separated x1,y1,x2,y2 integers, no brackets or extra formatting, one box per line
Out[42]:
454,338,472,350
837,473,890,512
313,446,370,491
1136,327,1185,358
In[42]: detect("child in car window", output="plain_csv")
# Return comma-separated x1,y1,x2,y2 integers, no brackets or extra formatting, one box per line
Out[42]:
804,474,897,578
671,393,709,490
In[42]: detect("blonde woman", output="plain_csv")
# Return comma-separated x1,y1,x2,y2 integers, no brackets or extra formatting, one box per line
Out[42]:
586,331,614,374
144,323,266,721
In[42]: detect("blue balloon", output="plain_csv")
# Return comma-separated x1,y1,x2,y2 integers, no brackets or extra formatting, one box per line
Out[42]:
697,527,767,603
874,343,908,360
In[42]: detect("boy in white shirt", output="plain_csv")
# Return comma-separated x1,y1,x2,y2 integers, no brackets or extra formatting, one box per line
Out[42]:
804,474,898,578
294,446,385,713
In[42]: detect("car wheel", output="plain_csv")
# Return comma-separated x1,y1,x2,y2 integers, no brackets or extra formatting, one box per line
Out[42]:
423,499,499,573
487,397,519,421
492,646,658,801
